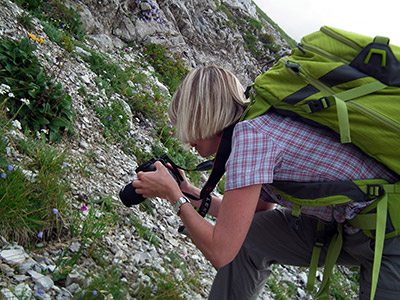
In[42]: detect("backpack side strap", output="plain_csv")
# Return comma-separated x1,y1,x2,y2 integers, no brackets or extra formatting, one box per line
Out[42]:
348,182,400,300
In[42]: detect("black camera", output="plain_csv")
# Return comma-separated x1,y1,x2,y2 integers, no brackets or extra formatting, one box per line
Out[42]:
119,156,183,207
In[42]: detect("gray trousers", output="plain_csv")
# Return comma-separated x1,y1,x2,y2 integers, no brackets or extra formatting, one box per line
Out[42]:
208,208,400,300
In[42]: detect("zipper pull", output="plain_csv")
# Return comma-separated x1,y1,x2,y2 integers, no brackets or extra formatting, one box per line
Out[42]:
285,60,301,75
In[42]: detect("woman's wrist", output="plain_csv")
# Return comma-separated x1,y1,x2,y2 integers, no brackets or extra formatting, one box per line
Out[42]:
180,182,197,195
167,187,185,205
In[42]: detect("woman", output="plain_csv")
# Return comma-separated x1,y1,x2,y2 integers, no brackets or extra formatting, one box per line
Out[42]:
133,65,400,300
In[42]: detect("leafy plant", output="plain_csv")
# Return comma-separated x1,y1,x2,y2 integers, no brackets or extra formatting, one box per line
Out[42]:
14,0,86,41
43,22,74,51
142,43,189,94
0,38,74,142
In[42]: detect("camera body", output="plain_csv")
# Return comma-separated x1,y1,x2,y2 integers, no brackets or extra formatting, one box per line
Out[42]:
119,157,181,207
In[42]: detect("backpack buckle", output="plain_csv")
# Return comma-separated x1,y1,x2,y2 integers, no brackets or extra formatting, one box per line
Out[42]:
306,97,330,113
367,184,384,197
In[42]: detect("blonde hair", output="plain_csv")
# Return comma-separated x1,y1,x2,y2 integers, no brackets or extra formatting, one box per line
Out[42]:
168,66,246,143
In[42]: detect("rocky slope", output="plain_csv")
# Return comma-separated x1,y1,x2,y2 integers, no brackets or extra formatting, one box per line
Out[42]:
0,0,357,299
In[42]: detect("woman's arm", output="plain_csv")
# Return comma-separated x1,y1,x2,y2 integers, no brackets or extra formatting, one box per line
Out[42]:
133,161,264,268
179,183,222,218
179,184,262,268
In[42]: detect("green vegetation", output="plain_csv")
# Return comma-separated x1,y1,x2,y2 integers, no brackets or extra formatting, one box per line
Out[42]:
142,43,189,95
254,3,298,49
216,2,283,59
0,38,74,142
0,136,69,245
13,0,86,41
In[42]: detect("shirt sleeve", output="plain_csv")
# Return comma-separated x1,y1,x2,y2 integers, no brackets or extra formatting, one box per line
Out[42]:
224,121,283,191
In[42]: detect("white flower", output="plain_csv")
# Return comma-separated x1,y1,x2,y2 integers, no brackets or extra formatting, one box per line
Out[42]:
20,98,30,105
7,92,14,98
0,84,10,95
11,120,22,130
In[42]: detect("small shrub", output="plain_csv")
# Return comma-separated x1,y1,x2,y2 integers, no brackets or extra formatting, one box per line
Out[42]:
0,38,74,142
14,0,86,41
142,43,189,94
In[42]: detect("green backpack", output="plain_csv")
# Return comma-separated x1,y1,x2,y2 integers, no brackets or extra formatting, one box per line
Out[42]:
241,26,400,300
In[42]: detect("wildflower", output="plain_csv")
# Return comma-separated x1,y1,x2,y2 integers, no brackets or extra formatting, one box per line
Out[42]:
62,162,68,167
80,205,88,212
7,165,13,171
0,84,10,95
37,232,43,239
52,208,58,215
20,98,30,105
107,116,111,121
8,92,14,98
169,131,173,135
11,120,22,130
39,38,44,43
37,289,44,295
1,173,6,179
93,290,98,296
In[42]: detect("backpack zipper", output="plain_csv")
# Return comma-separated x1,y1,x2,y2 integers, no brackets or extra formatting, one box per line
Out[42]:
299,26,364,64
347,101,400,134
320,26,363,52
283,58,336,95
299,42,350,64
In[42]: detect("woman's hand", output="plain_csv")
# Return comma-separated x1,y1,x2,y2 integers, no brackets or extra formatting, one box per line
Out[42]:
133,161,181,202
174,166,194,194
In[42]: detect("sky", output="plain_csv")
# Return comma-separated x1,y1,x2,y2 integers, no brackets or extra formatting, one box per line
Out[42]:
253,0,400,46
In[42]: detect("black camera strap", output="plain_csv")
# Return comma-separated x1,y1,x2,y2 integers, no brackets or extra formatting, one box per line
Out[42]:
164,125,235,234
164,124,235,216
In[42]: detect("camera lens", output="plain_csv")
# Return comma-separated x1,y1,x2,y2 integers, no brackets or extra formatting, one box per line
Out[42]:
119,182,146,206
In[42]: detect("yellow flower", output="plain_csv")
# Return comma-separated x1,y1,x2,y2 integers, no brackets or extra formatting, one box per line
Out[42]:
28,33,44,43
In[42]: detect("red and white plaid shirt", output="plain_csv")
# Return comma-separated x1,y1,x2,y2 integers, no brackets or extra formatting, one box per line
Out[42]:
225,112,398,232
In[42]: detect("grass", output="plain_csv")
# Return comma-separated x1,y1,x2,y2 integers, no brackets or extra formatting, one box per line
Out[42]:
0,133,70,246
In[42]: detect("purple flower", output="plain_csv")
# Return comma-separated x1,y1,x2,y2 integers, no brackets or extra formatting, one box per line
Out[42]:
62,162,68,167
80,205,88,212
1,173,6,179
52,208,58,215
93,290,98,296
37,289,44,295
7,165,13,171
37,232,43,239
107,116,111,121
